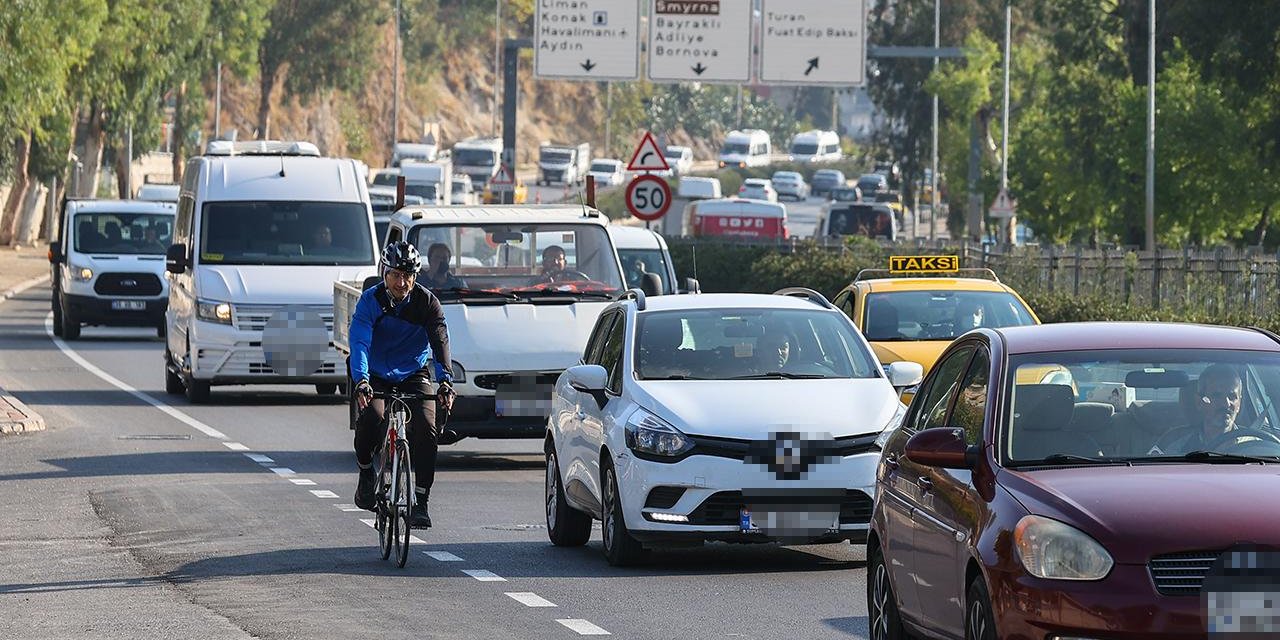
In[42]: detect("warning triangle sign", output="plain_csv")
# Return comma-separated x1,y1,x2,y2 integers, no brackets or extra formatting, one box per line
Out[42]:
626,132,670,172
988,188,1017,217
491,163,515,186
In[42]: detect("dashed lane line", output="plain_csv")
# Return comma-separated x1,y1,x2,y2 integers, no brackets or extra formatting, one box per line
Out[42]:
424,551,464,562
556,619,611,635
309,489,339,498
290,479,317,486
461,569,507,582
268,467,296,476
222,442,249,451
245,453,274,464
505,592,557,608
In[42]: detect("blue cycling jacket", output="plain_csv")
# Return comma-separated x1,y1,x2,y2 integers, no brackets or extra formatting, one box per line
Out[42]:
348,282,452,384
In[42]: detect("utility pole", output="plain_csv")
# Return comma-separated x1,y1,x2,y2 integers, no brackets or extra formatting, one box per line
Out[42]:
392,0,401,151
1001,1,1013,244
1144,0,1156,251
214,62,222,139
930,0,940,241
736,85,744,129
125,124,133,197
493,0,502,136
605,82,613,157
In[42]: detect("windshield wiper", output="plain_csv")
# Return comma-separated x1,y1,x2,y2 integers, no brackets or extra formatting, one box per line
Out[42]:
640,374,707,381
1169,450,1274,464
434,288,522,301
1018,453,1130,466
725,372,827,380
518,289,618,300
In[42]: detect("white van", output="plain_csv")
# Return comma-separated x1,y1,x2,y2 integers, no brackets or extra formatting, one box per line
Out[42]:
684,198,789,240
399,160,452,205
136,182,180,203
608,225,687,295
718,129,772,168
676,176,722,200
390,142,437,167
452,137,504,188
49,199,176,339
789,129,843,163
163,140,378,403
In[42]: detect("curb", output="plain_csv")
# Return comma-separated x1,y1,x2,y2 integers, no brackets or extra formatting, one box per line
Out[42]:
0,389,45,435
1,274,50,302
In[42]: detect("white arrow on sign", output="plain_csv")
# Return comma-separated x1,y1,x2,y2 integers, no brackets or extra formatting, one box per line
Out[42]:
759,0,867,86
646,0,753,84
535,0,641,81
626,132,670,172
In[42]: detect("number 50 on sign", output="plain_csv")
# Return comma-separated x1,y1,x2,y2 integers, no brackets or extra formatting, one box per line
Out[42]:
625,175,672,221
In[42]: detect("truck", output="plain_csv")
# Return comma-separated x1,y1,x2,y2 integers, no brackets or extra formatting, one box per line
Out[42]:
537,142,590,186
390,142,437,167
334,205,628,441
399,158,452,206
451,137,504,188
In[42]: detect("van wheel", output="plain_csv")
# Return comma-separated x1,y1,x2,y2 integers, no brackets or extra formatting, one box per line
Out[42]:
185,376,210,403
316,383,338,395
60,299,80,340
164,350,184,395
52,292,64,337
156,322,166,338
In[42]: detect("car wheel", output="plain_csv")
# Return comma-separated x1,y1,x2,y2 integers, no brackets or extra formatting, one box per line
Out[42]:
868,544,908,640
315,383,338,395
164,349,184,395
545,447,591,546
601,461,645,566
156,322,166,338
60,298,80,340
965,576,997,640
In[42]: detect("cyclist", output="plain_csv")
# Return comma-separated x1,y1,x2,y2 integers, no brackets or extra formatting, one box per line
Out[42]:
350,241,456,528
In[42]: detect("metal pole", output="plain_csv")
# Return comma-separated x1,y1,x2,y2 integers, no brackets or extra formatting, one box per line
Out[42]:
214,62,222,139
1002,0,1013,244
392,0,401,150
605,82,613,157
1144,0,1156,252
493,0,502,136
736,85,743,128
929,0,940,241
125,124,133,197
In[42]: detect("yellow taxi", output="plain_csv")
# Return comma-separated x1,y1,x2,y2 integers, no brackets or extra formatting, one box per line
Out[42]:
831,255,1039,376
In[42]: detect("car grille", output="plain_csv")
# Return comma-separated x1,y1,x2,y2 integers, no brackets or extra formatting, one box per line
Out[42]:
197,345,342,376
644,486,686,509
94,272,162,296
687,490,873,526
474,373,560,391
232,304,334,333
1149,551,1221,596
688,433,879,462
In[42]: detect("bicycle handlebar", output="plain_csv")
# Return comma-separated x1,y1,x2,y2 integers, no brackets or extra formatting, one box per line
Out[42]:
370,390,434,401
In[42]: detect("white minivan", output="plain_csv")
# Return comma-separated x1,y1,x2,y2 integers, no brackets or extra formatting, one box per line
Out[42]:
163,140,378,403
789,129,843,163
49,199,177,339
718,129,772,168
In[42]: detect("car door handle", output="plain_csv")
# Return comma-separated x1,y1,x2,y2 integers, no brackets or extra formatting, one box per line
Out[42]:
917,476,933,492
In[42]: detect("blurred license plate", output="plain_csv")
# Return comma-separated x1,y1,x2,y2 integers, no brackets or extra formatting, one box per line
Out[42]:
495,380,552,417
111,300,146,310
1208,591,1280,634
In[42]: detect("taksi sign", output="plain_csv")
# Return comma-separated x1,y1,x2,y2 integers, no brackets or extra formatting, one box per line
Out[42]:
888,255,959,274
646,0,753,83
759,0,867,85
625,175,672,221
535,0,641,81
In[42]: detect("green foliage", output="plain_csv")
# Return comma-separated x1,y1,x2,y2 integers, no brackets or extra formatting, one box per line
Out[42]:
262,0,387,103
646,85,797,146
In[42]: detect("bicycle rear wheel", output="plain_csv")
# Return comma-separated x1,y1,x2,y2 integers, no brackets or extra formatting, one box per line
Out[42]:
393,441,413,568
377,448,394,560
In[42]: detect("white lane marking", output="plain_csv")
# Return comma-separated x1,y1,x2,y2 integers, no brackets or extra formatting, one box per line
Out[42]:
341,508,365,512
423,551,464,562
409,535,426,544
556,619,610,635
309,489,339,498
44,315,227,440
1,274,50,302
505,592,557,608
290,479,317,486
269,467,295,476
461,569,506,582
244,453,274,463
222,442,249,451
359,519,376,527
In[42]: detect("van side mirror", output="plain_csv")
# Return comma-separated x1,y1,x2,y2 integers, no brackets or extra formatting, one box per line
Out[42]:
48,242,61,264
681,277,701,294
165,243,187,274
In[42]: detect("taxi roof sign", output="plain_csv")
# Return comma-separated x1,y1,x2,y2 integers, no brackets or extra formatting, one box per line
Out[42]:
889,255,958,273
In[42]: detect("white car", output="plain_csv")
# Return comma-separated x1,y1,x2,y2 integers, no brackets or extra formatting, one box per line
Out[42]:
587,159,626,186
738,178,777,203
543,290,923,565
770,171,810,201
658,145,694,177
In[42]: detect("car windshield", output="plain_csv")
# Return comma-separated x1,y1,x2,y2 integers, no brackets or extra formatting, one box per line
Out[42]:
816,171,842,180
635,308,880,381
405,184,437,200
451,182,468,194
791,143,819,155
409,223,624,298
618,248,671,294
826,205,894,238
831,187,860,201
863,290,1035,341
454,148,497,166
1004,349,1280,464
663,148,684,159
722,142,749,154
590,162,616,173
372,172,398,187
198,201,373,265
74,212,174,254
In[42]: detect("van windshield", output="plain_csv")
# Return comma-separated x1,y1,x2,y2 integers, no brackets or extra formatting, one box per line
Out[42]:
791,143,819,155
721,142,750,155
405,184,437,201
199,201,373,265
542,150,573,164
410,223,624,299
454,149,497,166
74,212,174,254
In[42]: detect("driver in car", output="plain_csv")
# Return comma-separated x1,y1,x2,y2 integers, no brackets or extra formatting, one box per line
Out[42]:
539,245,590,283
1148,364,1246,455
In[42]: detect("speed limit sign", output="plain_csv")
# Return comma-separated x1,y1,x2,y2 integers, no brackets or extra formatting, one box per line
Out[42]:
625,175,672,221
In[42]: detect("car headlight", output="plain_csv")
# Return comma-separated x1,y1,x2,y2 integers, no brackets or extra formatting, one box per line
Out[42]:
196,299,234,325
1014,515,1114,581
874,403,909,449
71,263,93,281
625,409,693,460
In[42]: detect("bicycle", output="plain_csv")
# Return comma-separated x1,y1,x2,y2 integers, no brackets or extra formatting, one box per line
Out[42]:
368,390,431,568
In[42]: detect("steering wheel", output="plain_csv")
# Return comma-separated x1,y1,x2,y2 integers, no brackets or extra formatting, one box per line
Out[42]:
1205,427,1280,451
551,269,592,282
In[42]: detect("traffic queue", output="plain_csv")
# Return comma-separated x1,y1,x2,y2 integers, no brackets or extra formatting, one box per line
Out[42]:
50,138,1280,639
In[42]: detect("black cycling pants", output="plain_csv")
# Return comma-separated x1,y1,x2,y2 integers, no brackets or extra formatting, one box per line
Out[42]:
354,370,438,498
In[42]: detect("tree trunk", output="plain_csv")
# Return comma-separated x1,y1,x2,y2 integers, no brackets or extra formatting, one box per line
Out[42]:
0,134,32,246
115,142,130,198
172,80,186,183
1253,203,1271,247
38,177,63,243
17,180,47,245
258,66,276,140
79,103,107,198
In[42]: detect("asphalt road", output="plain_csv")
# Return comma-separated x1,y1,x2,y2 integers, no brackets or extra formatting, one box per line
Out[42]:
0,284,872,640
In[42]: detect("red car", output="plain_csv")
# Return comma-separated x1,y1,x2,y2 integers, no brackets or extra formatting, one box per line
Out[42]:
869,322,1280,640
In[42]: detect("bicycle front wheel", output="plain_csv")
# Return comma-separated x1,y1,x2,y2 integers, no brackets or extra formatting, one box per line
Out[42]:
393,440,413,568
377,448,394,560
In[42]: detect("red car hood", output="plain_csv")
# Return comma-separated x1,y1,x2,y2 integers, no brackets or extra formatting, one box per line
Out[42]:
998,464,1280,564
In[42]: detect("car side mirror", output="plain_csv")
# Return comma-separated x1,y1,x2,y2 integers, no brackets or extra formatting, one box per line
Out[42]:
48,241,61,264
681,277,701,294
566,364,609,409
904,427,978,469
886,361,924,389
640,272,663,297
165,243,187,274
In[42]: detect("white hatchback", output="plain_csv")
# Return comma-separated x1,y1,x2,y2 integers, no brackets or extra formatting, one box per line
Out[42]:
543,290,923,565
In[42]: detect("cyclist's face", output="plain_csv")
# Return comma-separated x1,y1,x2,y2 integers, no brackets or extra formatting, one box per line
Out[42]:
384,268,415,298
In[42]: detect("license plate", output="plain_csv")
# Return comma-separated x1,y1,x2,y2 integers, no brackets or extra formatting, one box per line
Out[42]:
494,381,553,417
740,507,840,535
1207,591,1280,634
111,300,146,310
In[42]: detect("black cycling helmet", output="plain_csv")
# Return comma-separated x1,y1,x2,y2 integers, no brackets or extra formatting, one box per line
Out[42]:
381,241,422,274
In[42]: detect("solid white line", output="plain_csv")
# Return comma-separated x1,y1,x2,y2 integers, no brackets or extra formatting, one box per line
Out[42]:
222,442,249,451
505,592,557,608
461,569,506,582
309,489,339,498
341,507,365,512
244,454,274,463
555,619,610,635
423,551,464,562
290,479,317,486
43,315,227,440
268,467,295,476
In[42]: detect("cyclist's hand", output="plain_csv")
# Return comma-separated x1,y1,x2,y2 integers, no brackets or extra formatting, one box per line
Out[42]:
436,381,456,414
355,379,373,411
